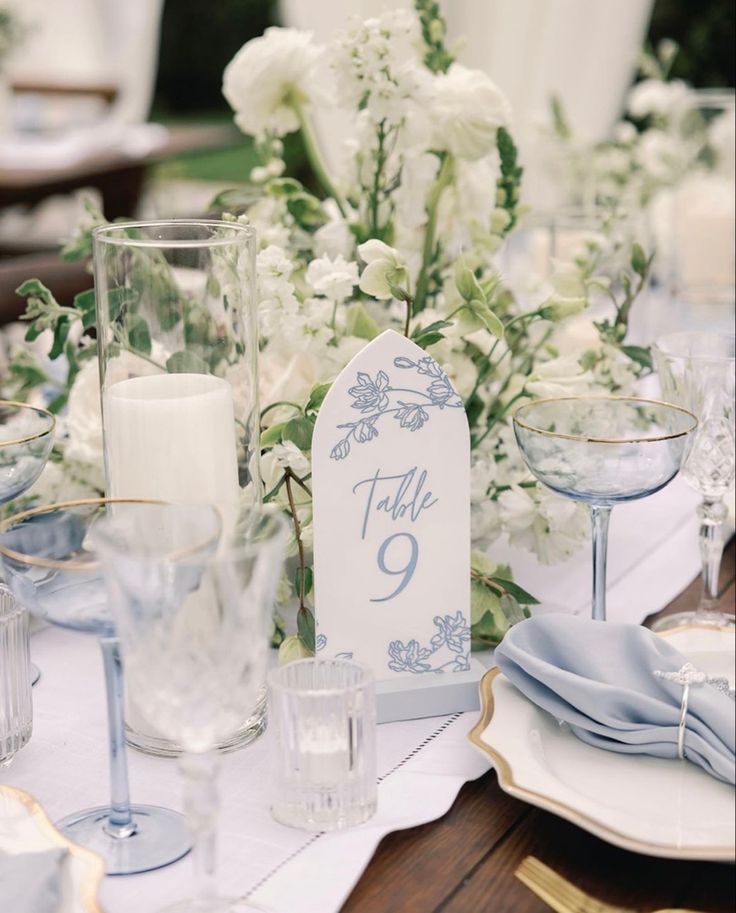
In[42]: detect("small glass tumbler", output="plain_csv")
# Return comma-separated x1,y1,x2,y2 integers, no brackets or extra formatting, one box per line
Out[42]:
0,586,32,766
268,659,377,832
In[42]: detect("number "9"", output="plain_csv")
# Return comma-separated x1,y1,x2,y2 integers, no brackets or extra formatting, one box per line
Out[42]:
370,532,418,603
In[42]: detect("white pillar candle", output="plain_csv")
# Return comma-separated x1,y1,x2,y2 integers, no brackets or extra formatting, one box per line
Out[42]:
103,373,240,511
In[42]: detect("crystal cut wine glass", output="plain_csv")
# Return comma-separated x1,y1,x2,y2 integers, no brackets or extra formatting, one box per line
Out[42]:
0,499,221,875
651,331,735,631
93,503,287,912
513,396,697,622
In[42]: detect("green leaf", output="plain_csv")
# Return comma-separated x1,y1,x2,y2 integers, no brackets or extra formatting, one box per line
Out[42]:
210,185,263,211
283,415,315,451
550,94,572,140
469,299,505,340
127,316,151,355
630,243,648,277
499,593,527,625
296,606,316,652
294,566,314,598
621,344,652,370
108,287,138,323
166,350,209,374
470,578,502,625
73,289,97,329
260,422,286,447
46,392,69,414
49,317,71,360
305,382,332,416
345,302,380,341
491,576,540,605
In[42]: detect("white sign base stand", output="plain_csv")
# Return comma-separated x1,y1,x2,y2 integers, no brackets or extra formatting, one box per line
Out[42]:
376,658,485,723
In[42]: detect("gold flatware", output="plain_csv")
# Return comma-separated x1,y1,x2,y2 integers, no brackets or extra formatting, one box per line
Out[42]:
514,856,705,913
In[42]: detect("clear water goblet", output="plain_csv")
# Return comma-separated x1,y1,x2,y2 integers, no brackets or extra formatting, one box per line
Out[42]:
651,331,735,631
0,399,55,687
0,498,220,875
93,503,287,912
513,396,697,622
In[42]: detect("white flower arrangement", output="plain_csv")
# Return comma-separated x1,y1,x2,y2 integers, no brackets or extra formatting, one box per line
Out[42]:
2,0,657,656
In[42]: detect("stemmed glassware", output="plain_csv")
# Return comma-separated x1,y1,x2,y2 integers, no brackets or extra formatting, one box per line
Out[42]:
651,331,736,631
0,400,55,686
93,503,287,912
0,498,220,875
513,396,697,622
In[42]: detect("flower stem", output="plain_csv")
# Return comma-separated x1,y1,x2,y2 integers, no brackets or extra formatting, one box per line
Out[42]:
295,104,348,218
403,296,414,337
284,470,306,610
414,153,454,313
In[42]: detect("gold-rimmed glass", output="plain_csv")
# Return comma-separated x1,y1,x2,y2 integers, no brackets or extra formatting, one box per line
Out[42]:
1,399,56,689
0,498,221,875
513,396,697,622
0,400,55,506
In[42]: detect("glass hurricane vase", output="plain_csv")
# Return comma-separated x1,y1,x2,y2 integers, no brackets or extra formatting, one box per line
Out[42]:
513,396,697,622
93,219,263,756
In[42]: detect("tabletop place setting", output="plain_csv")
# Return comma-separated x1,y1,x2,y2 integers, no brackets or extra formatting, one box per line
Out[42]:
0,2,735,912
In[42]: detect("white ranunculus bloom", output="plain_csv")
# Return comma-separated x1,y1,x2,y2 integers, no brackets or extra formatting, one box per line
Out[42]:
305,254,358,301
357,240,410,299
430,64,510,161
525,354,594,399
223,28,324,138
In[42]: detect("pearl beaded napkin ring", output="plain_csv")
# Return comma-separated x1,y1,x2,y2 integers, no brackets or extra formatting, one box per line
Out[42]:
654,662,735,760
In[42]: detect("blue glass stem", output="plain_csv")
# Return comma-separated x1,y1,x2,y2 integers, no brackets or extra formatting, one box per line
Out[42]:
99,635,137,838
590,505,612,622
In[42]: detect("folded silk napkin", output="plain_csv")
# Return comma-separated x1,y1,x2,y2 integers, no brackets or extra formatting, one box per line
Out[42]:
0,848,68,913
494,615,736,785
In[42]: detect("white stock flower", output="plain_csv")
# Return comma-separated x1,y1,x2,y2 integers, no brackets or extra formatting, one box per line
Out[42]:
313,216,355,260
357,240,409,299
430,64,510,160
223,28,324,138
305,254,358,301
332,10,422,128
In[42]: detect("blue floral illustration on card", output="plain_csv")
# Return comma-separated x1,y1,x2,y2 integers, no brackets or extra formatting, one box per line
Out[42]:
330,355,463,461
387,611,470,674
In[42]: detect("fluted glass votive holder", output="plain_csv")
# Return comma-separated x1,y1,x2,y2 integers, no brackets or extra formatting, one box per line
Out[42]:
0,586,32,766
268,658,377,832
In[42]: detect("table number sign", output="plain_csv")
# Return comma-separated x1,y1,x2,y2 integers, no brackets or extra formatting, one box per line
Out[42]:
313,329,482,721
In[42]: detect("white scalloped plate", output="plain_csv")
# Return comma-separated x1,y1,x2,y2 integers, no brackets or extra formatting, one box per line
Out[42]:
469,625,736,861
0,785,105,912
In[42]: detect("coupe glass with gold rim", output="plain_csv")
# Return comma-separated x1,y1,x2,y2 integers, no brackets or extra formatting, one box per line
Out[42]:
651,331,735,631
0,399,56,687
0,499,220,875
513,396,697,622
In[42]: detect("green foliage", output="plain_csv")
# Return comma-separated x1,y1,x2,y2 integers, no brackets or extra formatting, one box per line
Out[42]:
495,127,524,234
414,0,454,74
296,605,316,652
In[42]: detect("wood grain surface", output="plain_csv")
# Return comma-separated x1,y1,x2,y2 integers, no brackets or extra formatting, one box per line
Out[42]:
342,539,736,913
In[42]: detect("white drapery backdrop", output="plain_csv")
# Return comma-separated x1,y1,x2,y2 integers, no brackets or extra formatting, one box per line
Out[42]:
279,0,654,204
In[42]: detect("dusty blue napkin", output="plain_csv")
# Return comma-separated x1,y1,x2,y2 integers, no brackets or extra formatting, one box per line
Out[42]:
495,615,736,785
0,848,68,913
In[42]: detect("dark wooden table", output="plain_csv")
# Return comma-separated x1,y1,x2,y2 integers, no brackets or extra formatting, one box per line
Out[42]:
343,540,736,913
0,122,239,222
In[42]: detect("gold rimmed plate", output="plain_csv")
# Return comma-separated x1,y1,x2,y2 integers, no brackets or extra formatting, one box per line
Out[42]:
0,785,105,912
468,625,736,861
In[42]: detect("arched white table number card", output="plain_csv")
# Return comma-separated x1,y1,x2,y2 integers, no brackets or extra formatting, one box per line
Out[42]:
313,329,483,722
